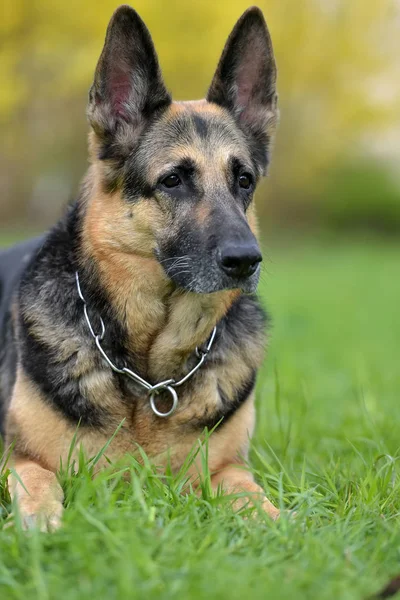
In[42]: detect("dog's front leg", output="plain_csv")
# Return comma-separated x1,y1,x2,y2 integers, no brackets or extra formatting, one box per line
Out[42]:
8,457,64,532
211,464,280,520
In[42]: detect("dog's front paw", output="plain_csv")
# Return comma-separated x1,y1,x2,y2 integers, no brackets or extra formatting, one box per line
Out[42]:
261,498,280,521
18,500,64,532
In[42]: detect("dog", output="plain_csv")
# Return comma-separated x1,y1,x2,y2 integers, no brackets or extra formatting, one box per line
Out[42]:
0,5,279,530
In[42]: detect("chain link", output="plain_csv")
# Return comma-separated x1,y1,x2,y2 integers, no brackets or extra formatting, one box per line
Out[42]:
75,272,217,418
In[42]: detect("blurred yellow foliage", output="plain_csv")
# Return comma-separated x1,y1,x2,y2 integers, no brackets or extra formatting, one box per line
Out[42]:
1,0,399,229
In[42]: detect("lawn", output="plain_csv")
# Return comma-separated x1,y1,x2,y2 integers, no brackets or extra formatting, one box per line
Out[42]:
1,236,400,600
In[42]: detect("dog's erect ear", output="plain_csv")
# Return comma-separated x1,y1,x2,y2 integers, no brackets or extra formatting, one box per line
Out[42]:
207,7,277,166
88,5,171,136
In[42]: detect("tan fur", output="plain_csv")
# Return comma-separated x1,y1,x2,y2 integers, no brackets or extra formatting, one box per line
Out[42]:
7,337,260,472
7,357,277,528
8,457,64,532
7,369,122,469
211,465,280,520
168,99,226,117
194,201,212,225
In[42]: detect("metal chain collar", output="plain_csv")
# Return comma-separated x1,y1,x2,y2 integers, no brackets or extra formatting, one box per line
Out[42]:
75,272,217,418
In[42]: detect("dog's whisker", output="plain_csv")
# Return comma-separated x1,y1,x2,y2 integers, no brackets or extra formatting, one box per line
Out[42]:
169,269,191,279
185,277,198,291
159,255,189,262
167,259,191,269
159,255,192,265
165,260,191,275
164,256,190,266
166,267,191,277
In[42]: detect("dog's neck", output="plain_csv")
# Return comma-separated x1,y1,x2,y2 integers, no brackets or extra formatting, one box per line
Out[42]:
79,172,239,380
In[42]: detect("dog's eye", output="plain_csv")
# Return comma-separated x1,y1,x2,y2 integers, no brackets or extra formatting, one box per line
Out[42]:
238,173,253,190
161,174,181,188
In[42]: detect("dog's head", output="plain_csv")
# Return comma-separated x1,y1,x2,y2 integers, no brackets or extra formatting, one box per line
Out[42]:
86,5,277,294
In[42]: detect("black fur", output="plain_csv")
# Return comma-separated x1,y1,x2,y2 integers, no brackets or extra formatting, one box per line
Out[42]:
216,370,257,427
192,115,209,140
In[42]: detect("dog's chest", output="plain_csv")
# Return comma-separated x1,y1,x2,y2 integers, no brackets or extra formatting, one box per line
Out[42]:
76,371,222,469
111,363,222,433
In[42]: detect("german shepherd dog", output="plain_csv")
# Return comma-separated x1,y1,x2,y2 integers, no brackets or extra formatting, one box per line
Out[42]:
0,5,278,530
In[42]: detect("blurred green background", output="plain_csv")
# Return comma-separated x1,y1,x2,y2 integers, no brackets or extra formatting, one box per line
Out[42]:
1,0,400,234
1,5,400,595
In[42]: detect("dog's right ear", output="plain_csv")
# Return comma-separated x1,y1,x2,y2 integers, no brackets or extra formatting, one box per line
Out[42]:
87,5,171,138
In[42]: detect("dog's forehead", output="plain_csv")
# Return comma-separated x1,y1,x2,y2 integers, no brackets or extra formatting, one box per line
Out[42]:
139,100,251,171
163,101,246,148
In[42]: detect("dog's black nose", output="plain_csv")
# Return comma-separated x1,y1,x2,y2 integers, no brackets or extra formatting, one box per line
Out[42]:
218,243,262,278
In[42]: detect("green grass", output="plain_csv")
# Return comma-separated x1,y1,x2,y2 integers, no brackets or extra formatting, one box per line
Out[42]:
1,237,400,599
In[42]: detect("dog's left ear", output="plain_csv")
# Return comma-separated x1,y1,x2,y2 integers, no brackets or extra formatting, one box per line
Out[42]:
207,7,277,168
